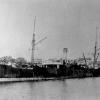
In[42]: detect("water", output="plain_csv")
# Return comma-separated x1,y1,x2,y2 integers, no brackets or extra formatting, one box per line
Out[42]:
0,78,100,100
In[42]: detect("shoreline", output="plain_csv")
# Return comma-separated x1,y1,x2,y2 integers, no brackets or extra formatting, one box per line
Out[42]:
0,76,98,83
0,77,60,83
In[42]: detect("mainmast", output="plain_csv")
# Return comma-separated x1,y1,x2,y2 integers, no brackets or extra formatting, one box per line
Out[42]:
93,27,98,67
31,16,36,65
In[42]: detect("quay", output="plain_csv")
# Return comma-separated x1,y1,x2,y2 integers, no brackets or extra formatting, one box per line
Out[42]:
0,77,61,83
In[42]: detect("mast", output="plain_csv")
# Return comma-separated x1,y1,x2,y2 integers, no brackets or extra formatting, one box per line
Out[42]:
31,16,36,65
83,52,87,67
93,27,98,67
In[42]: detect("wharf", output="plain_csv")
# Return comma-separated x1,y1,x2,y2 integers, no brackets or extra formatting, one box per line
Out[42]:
0,77,59,83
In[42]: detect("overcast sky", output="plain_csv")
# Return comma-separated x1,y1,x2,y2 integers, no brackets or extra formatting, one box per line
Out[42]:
0,0,100,61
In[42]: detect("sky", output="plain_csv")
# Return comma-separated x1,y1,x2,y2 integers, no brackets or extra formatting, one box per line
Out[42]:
0,0,100,61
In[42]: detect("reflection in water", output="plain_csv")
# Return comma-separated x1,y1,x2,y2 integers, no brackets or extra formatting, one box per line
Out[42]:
0,78,100,100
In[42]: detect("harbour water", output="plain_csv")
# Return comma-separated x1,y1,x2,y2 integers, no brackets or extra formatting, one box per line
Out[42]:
0,78,100,100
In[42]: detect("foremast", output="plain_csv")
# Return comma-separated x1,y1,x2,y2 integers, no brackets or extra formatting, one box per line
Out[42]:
31,16,36,65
